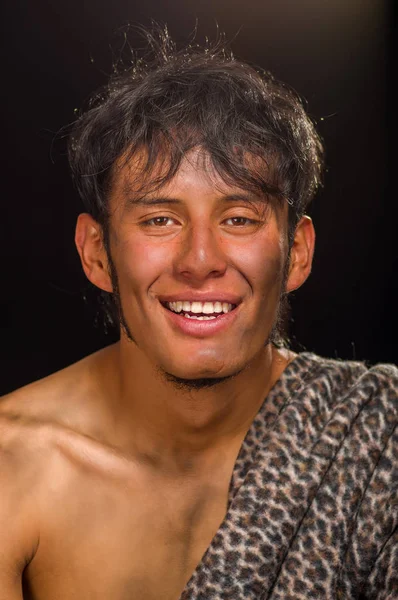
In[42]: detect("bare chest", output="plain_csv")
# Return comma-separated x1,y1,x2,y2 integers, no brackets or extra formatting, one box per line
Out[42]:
23,461,231,600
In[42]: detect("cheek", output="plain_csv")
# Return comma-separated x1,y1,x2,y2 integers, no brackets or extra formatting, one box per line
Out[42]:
228,239,286,294
113,238,171,293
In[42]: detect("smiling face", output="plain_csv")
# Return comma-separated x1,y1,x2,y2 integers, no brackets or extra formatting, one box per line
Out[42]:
76,149,314,382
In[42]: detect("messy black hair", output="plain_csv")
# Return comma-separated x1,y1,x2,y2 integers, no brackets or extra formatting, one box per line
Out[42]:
68,25,324,344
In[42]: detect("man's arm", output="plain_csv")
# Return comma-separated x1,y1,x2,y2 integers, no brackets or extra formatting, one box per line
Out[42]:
0,418,41,600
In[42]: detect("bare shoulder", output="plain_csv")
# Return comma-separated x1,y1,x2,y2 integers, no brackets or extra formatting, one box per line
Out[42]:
0,344,116,509
0,343,126,484
0,345,124,595
0,361,84,497
0,344,117,437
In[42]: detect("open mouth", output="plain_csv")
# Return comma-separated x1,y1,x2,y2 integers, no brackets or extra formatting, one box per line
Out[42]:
161,300,237,320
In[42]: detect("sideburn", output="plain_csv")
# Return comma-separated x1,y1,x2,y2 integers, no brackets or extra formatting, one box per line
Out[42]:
101,223,137,344
268,246,292,348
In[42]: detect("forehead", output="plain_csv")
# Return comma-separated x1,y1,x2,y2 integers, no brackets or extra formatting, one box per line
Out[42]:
109,146,284,209
116,149,224,199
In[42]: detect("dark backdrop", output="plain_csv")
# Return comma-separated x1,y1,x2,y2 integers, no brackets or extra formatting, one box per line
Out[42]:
1,0,396,394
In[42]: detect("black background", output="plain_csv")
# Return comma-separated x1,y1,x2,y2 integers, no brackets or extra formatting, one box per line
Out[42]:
1,0,396,394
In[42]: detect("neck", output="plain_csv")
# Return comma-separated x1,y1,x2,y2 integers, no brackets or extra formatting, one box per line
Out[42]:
94,339,294,471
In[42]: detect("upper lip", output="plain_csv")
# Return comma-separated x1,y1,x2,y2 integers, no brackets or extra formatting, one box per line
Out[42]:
158,293,242,305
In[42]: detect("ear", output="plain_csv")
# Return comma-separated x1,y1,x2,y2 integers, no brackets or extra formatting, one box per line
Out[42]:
285,215,315,293
75,213,113,293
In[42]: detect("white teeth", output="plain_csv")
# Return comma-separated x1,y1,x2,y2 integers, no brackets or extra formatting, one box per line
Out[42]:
191,302,202,314
165,300,234,315
202,302,214,314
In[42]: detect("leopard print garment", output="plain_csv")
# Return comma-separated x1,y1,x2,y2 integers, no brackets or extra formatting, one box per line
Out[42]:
180,352,398,599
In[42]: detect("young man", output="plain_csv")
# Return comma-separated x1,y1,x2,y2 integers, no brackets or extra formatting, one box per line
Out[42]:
0,31,397,600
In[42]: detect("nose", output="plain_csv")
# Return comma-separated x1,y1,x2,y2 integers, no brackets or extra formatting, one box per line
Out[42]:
174,224,228,283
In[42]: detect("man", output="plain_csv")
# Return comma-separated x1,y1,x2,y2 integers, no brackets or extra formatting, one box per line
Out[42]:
0,29,397,600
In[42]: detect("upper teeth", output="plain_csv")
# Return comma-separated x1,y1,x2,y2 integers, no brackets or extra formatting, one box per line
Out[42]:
166,301,233,314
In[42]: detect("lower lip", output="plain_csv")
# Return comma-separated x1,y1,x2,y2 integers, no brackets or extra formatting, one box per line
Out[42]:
162,305,239,338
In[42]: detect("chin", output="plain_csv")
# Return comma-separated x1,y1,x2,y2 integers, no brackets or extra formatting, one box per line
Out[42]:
161,366,244,391
157,353,246,386
163,373,232,391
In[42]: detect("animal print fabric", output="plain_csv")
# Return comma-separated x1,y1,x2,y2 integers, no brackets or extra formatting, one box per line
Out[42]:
180,353,398,599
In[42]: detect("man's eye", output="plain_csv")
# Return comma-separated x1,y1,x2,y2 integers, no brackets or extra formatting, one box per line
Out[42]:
224,217,256,226
144,216,175,227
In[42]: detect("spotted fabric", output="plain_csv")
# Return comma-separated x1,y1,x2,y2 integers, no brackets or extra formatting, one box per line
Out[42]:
180,353,398,599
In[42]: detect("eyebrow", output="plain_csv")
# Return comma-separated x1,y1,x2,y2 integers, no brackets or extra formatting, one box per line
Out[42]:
127,196,182,207
126,192,266,207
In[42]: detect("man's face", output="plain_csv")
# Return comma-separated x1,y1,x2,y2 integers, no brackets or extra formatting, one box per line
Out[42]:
103,150,291,381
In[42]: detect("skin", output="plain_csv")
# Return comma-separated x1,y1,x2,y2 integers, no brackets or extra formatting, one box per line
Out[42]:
0,149,315,599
